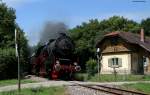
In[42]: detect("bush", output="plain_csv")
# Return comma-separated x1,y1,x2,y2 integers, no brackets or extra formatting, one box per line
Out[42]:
0,48,17,79
74,73,88,81
86,58,98,77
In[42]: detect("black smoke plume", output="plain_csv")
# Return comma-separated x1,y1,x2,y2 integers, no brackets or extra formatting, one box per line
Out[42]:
39,21,68,45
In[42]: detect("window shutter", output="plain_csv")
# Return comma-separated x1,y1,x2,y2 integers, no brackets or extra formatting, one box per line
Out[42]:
118,58,122,67
108,58,112,67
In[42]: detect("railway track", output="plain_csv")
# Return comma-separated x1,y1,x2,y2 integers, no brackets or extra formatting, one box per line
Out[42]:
69,82,149,95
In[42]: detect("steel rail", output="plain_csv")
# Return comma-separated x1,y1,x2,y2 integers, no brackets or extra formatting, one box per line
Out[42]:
96,85,148,95
78,84,124,95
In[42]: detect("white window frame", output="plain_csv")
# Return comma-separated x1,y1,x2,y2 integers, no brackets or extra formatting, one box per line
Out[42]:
108,57,122,68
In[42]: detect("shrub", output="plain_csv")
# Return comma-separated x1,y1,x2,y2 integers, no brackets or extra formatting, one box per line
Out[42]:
74,73,88,81
0,48,17,79
86,58,98,77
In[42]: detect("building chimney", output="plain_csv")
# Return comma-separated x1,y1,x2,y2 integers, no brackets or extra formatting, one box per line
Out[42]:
140,28,144,42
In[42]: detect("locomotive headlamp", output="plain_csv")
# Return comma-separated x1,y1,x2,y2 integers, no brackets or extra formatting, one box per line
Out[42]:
73,62,77,65
56,60,60,64
54,63,61,71
75,66,81,71
96,48,100,53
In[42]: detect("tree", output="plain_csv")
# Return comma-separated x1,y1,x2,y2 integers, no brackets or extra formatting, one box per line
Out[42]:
141,18,150,36
69,19,101,70
99,16,140,33
17,27,30,74
0,2,16,48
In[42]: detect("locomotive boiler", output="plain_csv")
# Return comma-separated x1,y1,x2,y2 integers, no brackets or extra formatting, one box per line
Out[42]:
31,33,80,80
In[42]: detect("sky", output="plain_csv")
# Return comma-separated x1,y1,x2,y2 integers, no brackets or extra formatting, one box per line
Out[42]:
2,0,150,46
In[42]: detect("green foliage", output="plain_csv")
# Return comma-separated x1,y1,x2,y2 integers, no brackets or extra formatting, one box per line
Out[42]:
17,28,30,74
86,58,97,76
141,18,150,36
0,3,16,48
0,48,17,79
99,16,140,32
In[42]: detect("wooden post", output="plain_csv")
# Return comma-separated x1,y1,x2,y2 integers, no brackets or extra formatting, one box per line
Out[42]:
97,55,100,80
96,48,100,80
15,29,21,92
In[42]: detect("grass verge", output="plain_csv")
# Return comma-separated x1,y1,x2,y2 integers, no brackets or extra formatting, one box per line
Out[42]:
74,73,150,82
0,79,35,87
0,86,66,95
121,83,150,94
89,74,150,82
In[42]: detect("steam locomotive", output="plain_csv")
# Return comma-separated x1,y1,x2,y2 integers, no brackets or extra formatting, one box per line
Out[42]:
31,33,81,80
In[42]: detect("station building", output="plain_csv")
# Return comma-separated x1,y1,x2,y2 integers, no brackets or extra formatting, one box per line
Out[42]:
96,29,150,74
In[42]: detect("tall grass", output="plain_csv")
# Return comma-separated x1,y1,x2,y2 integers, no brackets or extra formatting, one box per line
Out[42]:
0,79,35,87
0,86,66,95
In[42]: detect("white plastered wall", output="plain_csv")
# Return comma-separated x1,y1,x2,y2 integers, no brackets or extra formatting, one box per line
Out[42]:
101,53,131,74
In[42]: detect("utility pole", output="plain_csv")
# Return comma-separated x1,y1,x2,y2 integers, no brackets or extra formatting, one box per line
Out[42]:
15,29,21,92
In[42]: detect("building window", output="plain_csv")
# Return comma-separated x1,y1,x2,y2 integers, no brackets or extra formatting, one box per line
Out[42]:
143,56,148,67
108,57,122,68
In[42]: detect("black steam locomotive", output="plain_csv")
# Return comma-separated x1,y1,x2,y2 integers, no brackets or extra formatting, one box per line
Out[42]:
31,33,80,79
